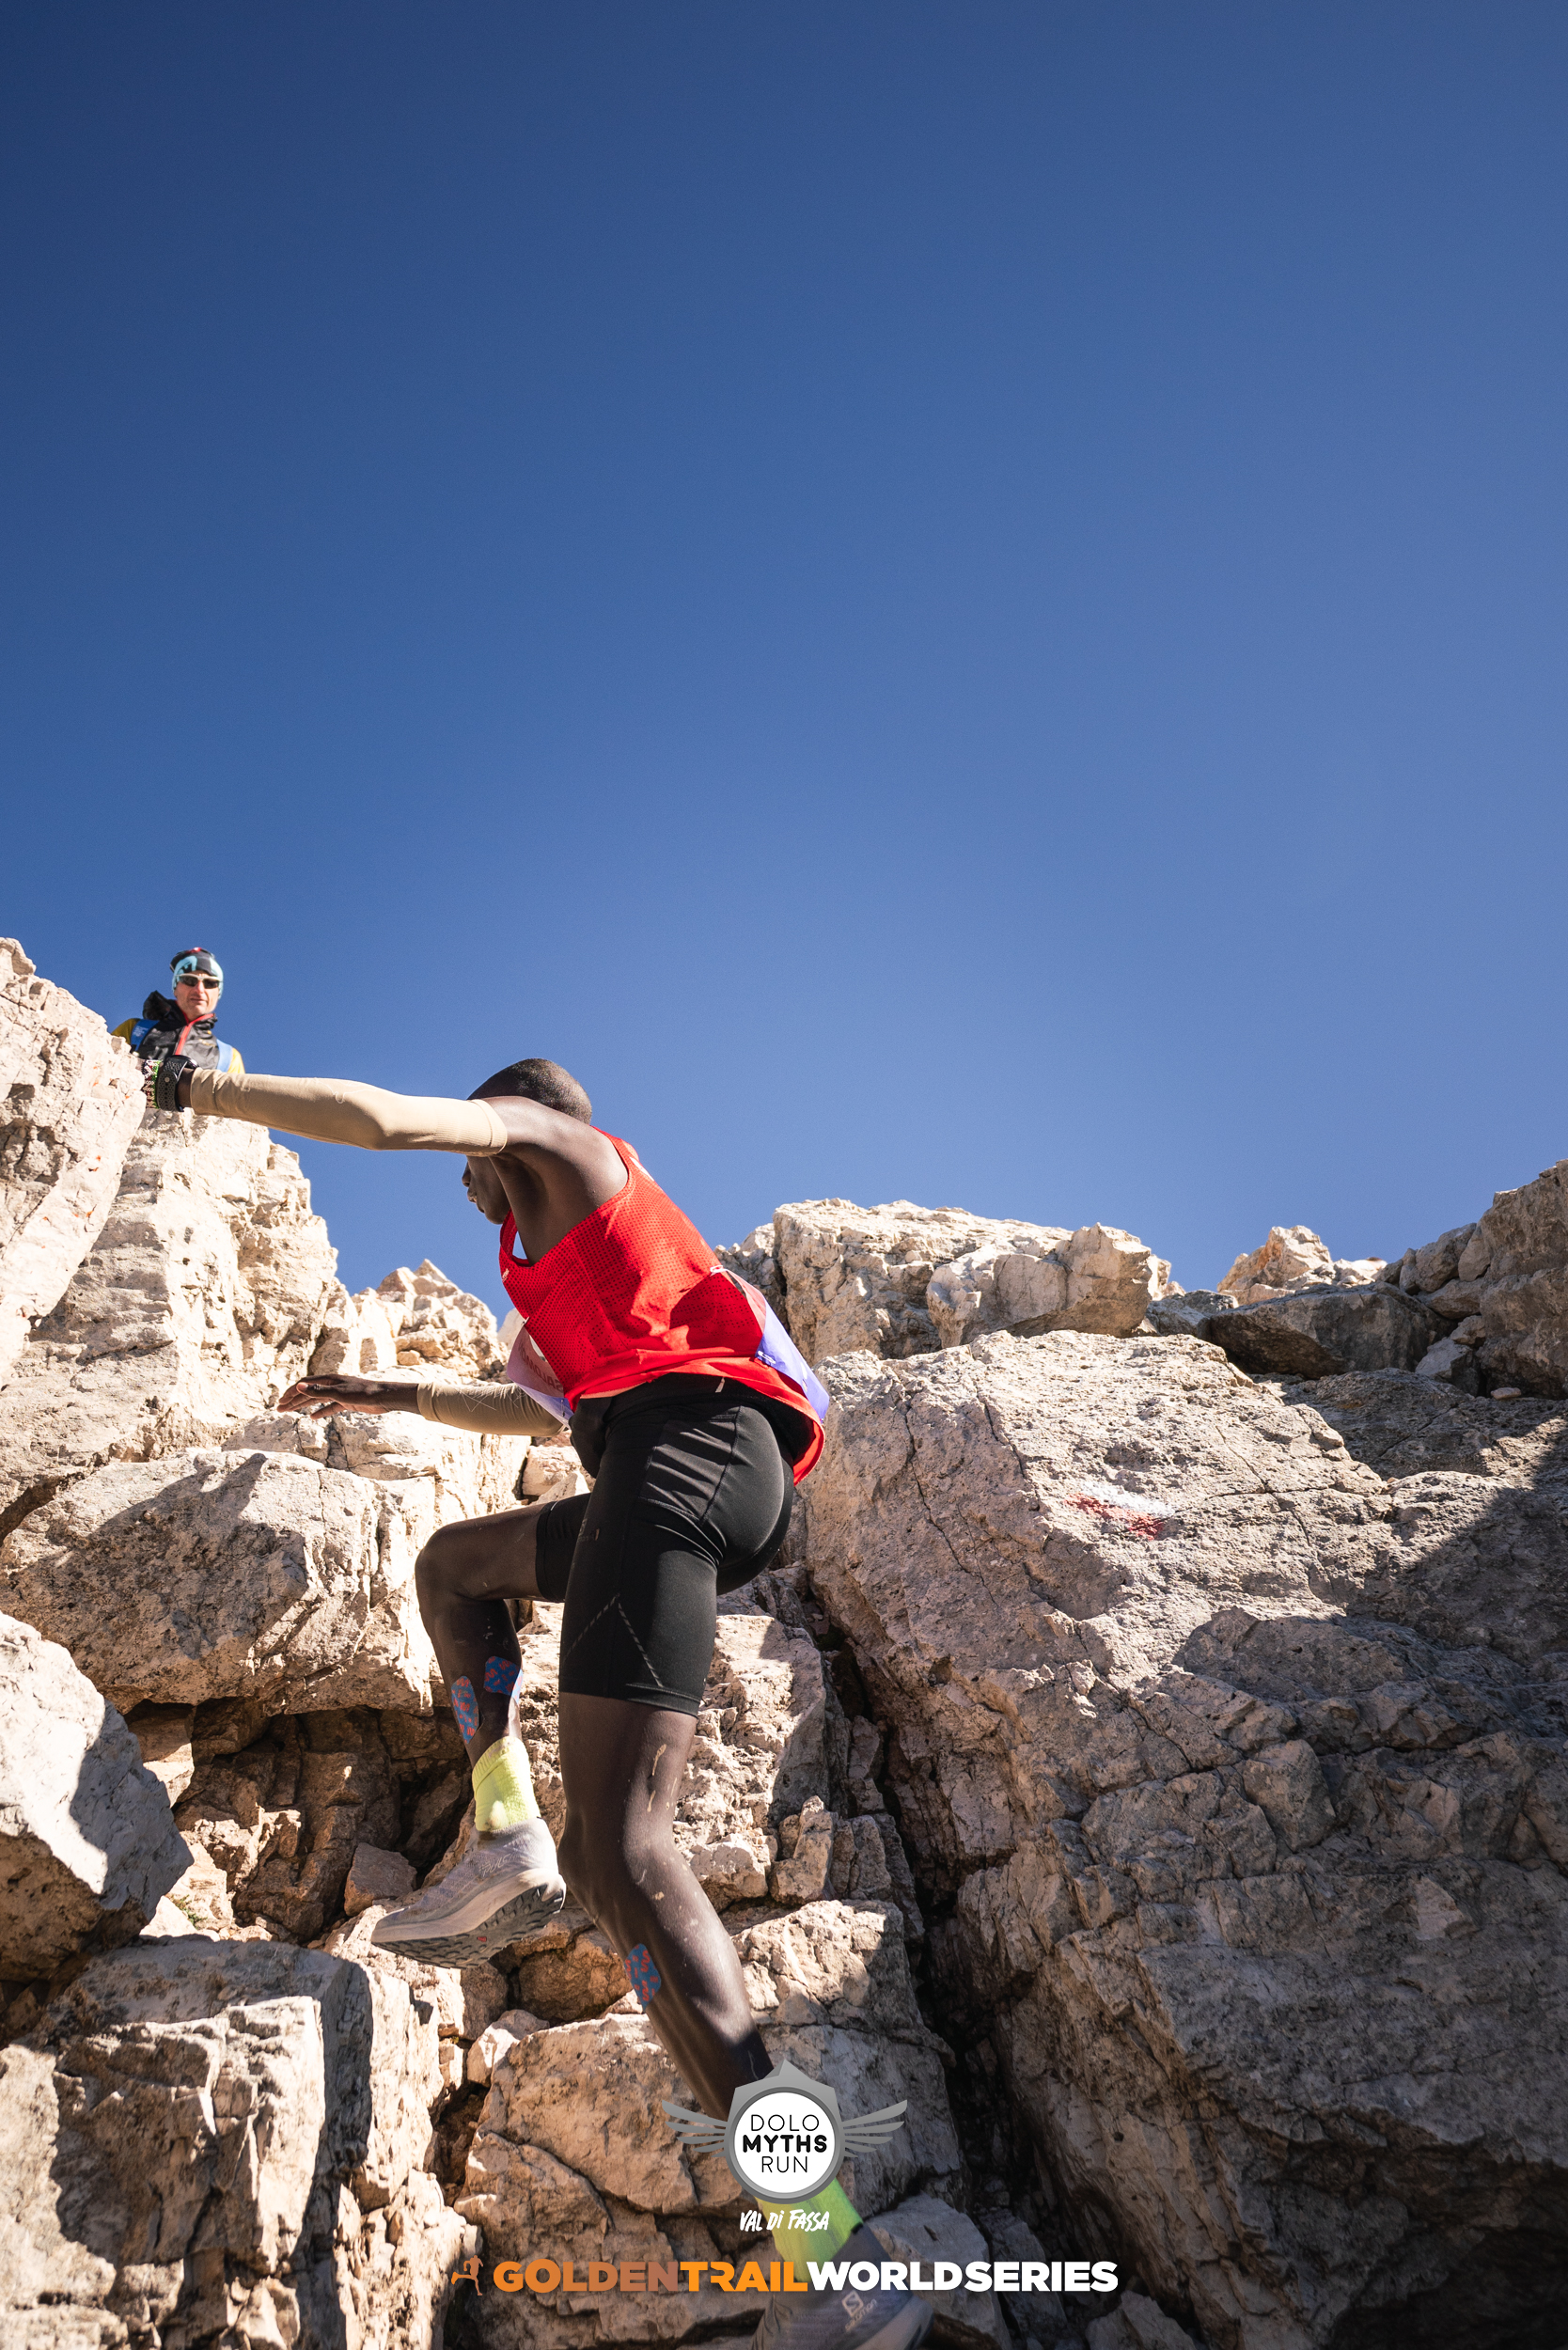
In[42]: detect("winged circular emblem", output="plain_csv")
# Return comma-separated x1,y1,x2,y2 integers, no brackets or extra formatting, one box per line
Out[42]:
663,2057,907,2202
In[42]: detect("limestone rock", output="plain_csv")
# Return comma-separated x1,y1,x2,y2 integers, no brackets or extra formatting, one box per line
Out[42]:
1146,1288,1234,1340
168,1706,464,1944
1089,2295,1207,2350
1218,1226,1384,1307
461,1900,961,2292
1205,1282,1440,1379
0,940,144,1386
732,1901,961,2213
322,1901,511,2042
1386,1167,1568,1395
374,1259,509,1378
0,1110,337,1526
930,1224,1174,1350
768,1198,1173,1365
0,1613,189,1978
129,1701,196,1802
797,1330,1568,2347
1,1448,441,1716
1282,1371,1568,1485
346,1841,417,1915
773,1200,1058,1362
867,2194,1008,2350
466,2006,552,2085
231,1401,528,1536
0,1935,474,2347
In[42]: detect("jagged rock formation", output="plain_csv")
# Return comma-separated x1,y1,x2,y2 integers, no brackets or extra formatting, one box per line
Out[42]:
1217,1226,1384,1306
797,1330,1568,2348
0,1613,189,1976
0,939,143,1385
13,938,1568,2346
721,1201,1174,1365
0,1936,476,2346
0,1107,337,1527
1385,1164,1568,1396
1194,1281,1442,1380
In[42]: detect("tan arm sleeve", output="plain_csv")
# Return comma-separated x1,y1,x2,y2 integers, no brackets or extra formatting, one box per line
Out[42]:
416,1381,566,1437
187,1069,507,1155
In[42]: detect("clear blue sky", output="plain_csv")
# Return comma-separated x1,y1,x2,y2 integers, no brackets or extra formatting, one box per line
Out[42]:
6,4,1567,1307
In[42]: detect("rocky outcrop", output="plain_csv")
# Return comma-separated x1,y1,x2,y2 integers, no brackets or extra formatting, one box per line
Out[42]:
797,1330,1568,2349
1387,1165,1568,1396
730,1199,1174,1364
2,1448,444,1716
0,1935,475,2347
0,1614,189,1977
1218,1226,1383,1305
0,1108,337,1527
460,1899,962,2350
0,940,143,1386
1200,1281,1441,1380
315,1258,510,1382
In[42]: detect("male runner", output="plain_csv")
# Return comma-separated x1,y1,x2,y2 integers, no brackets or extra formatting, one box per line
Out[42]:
148,1045,930,2350
114,947,244,1072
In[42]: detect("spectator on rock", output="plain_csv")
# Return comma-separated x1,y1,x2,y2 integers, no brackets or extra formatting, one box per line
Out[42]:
113,948,243,1075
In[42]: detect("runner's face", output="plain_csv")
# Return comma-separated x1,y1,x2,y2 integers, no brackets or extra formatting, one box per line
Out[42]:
463,1156,510,1223
174,975,219,1018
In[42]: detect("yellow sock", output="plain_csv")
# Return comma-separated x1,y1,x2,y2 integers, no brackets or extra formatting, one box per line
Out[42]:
471,1736,540,1833
765,2178,860,2265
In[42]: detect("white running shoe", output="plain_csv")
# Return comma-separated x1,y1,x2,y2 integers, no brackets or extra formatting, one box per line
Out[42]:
369,1817,566,1966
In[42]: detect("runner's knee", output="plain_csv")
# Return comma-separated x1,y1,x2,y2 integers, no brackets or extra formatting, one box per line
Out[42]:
414,1522,476,1614
558,1809,664,1923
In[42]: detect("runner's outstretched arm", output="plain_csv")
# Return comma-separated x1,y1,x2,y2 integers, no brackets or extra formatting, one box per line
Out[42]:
274,1371,565,1438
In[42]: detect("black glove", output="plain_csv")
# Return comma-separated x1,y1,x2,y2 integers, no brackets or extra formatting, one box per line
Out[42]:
144,1051,196,1113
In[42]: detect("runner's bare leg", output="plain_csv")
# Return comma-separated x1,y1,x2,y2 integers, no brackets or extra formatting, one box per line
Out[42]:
557,1692,774,2115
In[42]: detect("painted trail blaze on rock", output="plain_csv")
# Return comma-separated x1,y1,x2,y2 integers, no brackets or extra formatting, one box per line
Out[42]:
625,1943,662,2006
1068,1480,1174,1539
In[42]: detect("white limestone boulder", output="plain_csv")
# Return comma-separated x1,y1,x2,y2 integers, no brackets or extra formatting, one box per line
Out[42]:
0,1613,189,1978
1218,1225,1385,1305
0,1448,440,1716
770,1200,1173,1364
0,1935,473,2347
0,1108,337,1524
0,940,144,1387
798,1329,1568,2349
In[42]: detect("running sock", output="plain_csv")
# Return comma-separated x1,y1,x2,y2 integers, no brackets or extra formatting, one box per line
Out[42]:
764,2179,860,2267
471,1735,540,1833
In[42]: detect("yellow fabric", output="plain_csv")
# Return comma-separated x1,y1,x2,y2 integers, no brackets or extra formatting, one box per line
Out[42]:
471,1735,539,1831
765,2180,860,2264
416,1381,565,1437
187,1068,507,1154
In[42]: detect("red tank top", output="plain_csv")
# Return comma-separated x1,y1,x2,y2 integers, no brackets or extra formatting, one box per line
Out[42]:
497,1135,823,1481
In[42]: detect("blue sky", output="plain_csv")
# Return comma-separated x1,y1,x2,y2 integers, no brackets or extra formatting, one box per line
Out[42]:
6,4,1567,1308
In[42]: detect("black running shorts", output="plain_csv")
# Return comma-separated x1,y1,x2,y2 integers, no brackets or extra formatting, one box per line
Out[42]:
532,1375,801,1716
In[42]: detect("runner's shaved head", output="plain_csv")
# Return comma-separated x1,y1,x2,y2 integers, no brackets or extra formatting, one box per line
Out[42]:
471,1058,592,1123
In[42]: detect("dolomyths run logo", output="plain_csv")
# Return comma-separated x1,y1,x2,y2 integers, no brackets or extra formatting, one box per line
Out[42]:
662,2057,907,2201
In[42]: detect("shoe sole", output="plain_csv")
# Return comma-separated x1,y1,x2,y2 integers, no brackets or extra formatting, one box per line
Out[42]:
370,1872,567,1966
